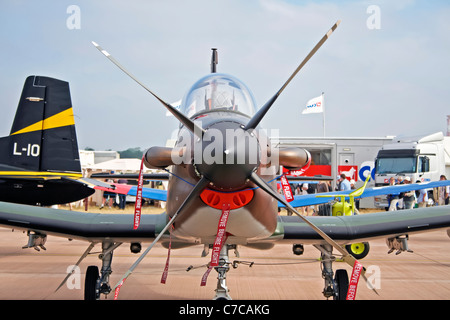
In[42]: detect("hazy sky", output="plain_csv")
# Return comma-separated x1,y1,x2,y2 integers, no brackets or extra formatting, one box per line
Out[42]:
1,0,449,151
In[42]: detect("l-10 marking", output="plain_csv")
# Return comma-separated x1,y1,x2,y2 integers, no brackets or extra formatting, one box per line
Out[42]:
13,142,40,157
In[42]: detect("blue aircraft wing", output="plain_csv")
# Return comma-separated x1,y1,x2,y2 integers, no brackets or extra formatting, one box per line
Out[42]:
280,179,450,208
127,186,167,201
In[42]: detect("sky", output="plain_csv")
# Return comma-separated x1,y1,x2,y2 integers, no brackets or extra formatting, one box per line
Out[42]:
1,0,449,151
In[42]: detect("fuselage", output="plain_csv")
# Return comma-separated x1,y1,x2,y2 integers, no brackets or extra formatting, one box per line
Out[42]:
163,74,279,244
166,111,279,244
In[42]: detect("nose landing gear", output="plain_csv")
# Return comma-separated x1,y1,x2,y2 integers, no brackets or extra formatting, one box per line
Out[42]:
212,244,234,300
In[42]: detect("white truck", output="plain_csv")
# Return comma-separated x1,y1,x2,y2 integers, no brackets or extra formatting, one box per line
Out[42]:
374,132,450,209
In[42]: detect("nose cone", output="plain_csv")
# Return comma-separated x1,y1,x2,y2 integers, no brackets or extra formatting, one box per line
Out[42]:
194,121,261,190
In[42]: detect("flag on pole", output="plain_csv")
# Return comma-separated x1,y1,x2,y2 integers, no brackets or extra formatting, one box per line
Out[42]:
165,100,182,116
302,95,323,114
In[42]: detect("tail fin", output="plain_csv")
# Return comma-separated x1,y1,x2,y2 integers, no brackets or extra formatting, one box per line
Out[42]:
0,76,81,173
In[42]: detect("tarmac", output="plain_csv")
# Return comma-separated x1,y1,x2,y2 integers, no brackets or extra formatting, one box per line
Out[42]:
1,218,450,302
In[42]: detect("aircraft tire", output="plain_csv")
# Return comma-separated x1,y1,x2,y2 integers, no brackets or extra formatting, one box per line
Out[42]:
333,269,349,300
345,242,370,260
84,265,99,300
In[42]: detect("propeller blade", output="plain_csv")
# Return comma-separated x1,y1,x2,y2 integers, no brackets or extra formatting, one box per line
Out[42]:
55,242,96,293
91,41,205,138
112,176,210,297
251,171,381,295
249,171,349,258
249,171,378,296
244,20,341,130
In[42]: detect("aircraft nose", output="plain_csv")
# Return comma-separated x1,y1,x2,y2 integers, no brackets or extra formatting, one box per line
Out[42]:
194,121,261,190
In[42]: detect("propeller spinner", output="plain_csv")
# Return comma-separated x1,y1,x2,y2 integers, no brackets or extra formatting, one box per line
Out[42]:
194,120,261,190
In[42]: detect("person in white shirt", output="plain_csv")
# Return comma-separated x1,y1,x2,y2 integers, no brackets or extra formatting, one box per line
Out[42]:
416,180,428,208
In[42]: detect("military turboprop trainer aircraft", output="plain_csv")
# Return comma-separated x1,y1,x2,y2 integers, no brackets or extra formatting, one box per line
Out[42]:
1,20,450,301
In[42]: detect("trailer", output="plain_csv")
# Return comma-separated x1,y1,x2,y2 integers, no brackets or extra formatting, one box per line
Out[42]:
273,136,393,208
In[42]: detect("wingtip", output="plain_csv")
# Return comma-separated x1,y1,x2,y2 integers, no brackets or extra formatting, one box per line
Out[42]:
91,41,99,47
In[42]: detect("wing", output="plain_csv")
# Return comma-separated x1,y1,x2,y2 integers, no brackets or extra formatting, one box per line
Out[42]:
1,190,448,247
272,205,450,246
0,201,166,242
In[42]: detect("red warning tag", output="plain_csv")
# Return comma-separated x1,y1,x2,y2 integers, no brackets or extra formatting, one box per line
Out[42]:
133,155,145,230
114,278,126,300
201,203,230,286
280,174,294,202
200,266,213,287
160,227,173,284
210,203,230,267
346,259,363,300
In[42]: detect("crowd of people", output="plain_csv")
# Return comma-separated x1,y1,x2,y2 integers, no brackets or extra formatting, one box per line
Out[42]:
289,174,360,216
387,175,449,211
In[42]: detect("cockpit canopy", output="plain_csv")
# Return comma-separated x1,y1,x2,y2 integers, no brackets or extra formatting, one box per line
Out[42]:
180,73,257,118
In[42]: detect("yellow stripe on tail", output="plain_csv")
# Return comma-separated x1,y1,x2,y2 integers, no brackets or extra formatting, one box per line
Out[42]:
11,108,75,136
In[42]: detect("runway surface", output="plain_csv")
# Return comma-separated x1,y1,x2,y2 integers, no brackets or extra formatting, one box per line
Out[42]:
0,224,450,300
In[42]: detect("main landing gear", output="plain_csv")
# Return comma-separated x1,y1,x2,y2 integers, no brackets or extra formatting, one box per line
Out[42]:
84,242,123,300
82,241,143,300
55,241,125,300
76,241,355,300
315,244,349,300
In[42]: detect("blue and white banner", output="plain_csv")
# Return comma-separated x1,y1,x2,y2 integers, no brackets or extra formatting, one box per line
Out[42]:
302,95,323,114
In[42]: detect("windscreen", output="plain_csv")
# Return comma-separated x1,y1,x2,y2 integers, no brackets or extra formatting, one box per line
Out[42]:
376,157,417,174
180,74,257,118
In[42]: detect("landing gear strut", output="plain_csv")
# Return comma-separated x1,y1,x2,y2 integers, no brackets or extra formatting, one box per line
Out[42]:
315,244,349,300
213,244,234,300
84,242,122,300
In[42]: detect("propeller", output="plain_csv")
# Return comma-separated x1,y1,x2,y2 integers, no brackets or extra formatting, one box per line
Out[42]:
94,20,367,298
